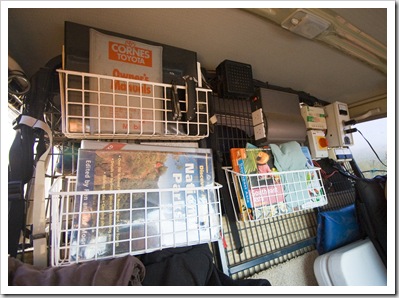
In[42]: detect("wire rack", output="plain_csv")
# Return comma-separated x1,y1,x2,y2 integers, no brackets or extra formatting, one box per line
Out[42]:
49,176,222,266
207,96,357,279
38,74,358,276
58,69,211,140
219,172,357,279
221,209,318,278
223,167,327,222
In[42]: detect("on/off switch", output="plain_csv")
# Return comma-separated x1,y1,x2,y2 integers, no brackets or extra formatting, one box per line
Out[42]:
307,130,328,158
318,136,328,149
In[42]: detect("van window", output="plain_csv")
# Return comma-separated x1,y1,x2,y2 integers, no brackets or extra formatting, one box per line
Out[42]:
350,118,387,179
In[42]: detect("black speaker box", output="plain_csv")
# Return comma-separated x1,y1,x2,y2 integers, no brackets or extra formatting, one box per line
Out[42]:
216,60,254,98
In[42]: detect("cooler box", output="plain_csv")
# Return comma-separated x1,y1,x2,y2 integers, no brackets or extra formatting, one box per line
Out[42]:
313,238,387,286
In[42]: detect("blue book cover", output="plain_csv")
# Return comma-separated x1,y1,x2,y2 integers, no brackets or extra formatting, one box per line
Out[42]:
237,158,252,209
301,146,314,168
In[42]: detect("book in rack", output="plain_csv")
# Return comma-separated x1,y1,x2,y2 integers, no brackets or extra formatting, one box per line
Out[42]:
88,29,164,135
230,148,250,221
230,147,286,220
70,143,219,261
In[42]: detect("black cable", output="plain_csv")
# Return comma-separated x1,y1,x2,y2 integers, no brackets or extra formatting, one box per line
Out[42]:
362,170,387,174
356,129,387,168
329,159,359,181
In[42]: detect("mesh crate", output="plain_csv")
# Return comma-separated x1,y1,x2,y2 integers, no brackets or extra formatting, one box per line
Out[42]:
223,167,328,222
50,176,222,266
58,69,211,140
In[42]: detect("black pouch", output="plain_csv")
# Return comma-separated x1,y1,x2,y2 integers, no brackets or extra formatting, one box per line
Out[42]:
354,175,387,267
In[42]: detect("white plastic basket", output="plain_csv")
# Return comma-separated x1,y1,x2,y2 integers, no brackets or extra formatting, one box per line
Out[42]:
58,69,211,140
223,167,328,222
49,176,222,267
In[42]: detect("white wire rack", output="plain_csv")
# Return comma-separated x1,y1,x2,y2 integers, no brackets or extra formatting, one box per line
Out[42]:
58,69,211,140
49,176,223,267
223,167,327,222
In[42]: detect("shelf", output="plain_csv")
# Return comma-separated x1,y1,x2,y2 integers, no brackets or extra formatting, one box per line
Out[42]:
58,69,211,140
50,176,223,266
223,167,328,222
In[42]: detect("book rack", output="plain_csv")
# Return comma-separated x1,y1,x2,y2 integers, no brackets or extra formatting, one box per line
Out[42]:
223,167,328,222
49,176,223,266
58,69,211,140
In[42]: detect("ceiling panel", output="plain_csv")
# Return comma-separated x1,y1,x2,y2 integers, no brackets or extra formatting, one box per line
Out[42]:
7,7,389,106
330,8,387,45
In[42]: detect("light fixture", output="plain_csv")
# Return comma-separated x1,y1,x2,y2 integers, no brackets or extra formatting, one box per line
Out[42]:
242,8,387,74
281,9,331,39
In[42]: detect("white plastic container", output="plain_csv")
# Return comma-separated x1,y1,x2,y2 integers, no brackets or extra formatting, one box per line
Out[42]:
313,238,387,286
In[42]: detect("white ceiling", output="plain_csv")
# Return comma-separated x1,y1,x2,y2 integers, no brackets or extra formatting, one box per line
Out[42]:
7,7,389,106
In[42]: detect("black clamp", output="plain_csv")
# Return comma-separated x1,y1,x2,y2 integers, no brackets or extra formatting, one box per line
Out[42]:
183,76,198,121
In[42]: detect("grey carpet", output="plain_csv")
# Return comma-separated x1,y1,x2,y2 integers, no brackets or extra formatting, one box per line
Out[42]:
247,250,320,286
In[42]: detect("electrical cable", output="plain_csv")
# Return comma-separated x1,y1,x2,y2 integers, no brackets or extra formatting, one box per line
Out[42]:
362,169,387,174
356,128,387,168
8,69,31,115
330,160,359,181
8,70,31,96
313,160,339,179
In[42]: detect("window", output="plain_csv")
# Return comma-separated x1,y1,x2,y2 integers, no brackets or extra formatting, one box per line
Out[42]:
350,118,387,179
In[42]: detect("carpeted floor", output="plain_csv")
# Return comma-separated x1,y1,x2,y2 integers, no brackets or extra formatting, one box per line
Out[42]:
247,250,320,286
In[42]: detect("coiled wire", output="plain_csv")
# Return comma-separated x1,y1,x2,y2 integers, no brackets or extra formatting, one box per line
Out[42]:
8,69,30,115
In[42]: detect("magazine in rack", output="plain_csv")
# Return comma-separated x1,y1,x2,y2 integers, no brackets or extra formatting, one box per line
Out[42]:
70,142,219,261
230,146,285,220
229,148,250,221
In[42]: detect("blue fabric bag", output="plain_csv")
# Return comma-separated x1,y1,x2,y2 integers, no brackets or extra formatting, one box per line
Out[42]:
316,204,362,254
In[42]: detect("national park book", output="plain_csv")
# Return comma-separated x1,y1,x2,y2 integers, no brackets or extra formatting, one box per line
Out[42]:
70,146,218,261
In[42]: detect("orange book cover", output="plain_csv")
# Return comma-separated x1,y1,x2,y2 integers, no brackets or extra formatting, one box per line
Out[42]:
230,148,250,221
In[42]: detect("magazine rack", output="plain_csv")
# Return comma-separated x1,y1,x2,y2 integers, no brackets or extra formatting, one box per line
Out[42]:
49,176,223,266
223,167,328,222
58,69,211,140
